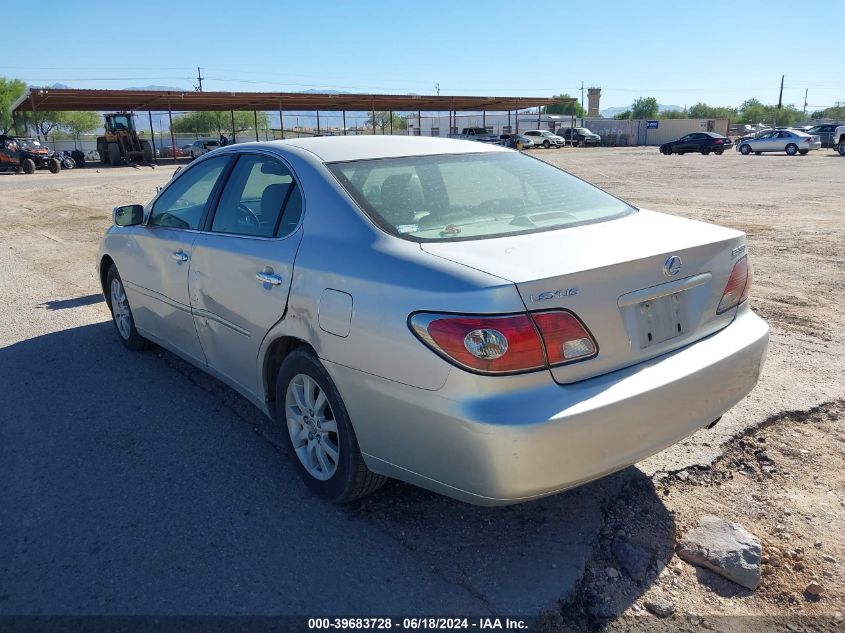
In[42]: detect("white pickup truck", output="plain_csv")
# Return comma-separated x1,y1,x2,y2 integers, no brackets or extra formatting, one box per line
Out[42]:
449,127,499,143
834,125,845,155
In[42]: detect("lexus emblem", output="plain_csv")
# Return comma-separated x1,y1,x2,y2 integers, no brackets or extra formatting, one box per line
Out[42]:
663,255,683,277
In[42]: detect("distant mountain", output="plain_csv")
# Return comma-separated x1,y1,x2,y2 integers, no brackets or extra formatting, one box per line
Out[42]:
600,104,684,118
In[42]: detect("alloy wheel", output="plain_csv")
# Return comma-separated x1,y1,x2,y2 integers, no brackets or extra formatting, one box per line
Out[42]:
285,373,340,480
110,278,132,340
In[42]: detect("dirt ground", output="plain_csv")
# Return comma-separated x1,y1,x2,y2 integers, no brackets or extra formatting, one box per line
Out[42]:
1,146,843,627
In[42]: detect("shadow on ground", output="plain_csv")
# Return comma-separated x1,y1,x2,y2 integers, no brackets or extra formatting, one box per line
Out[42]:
38,294,103,311
0,323,674,618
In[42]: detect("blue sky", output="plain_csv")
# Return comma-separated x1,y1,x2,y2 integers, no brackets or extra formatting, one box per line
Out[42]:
12,0,844,112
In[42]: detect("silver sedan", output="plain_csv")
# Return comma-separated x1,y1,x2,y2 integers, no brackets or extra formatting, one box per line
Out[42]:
737,129,821,155
98,137,768,505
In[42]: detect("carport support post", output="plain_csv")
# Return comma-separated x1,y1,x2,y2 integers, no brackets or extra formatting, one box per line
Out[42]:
147,110,157,163
482,110,486,129
31,99,41,142
342,110,346,135
253,111,259,142
389,110,393,135
279,106,285,139
515,99,520,134
537,107,541,129
417,110,421,136
316,110,321,135
371,101,376,135
231,110,236,143
167,100,176,158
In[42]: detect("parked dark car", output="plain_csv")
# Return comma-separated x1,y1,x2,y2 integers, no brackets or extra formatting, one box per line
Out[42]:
660,132,733,155
806,124,842,149
159,145,185,158
555,127,601,147
0,135,61,174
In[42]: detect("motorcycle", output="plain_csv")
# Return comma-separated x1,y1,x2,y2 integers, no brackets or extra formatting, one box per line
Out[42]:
55,150,76,169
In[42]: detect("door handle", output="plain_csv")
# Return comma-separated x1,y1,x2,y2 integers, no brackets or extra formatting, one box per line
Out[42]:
256,271,283,285
171,250,189,262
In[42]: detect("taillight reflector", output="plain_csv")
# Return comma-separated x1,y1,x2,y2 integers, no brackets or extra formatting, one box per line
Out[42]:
717,256,751,314
531,311,597,365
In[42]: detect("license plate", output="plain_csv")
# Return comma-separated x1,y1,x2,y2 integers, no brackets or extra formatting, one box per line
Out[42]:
635,292,688,348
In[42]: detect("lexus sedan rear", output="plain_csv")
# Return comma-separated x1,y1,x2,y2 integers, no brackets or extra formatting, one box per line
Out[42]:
97,136,768,505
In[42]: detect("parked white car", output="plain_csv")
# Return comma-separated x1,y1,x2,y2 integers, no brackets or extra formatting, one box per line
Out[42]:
736,129,821,156
98,136,768,505
833,125,845,155
523,130,566,148
186,139,220,158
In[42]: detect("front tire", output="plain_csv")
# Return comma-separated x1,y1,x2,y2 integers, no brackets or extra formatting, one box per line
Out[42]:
785,143,798,156
22,158,36,174
543,140,550,149
276,349,387,503
106,265,150,351
740,144,751,155
108,143,121,166
838,143,845,156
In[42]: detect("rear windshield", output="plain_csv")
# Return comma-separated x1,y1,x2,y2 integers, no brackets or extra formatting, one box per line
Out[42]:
328,152,635,242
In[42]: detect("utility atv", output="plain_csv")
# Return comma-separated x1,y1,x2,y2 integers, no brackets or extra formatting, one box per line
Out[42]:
0,135,61,174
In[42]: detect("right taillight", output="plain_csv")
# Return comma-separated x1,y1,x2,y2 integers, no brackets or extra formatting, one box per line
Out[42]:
717,256,751,314
409,310,597,375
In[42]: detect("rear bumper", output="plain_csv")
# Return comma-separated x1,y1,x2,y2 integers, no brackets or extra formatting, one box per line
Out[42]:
330,307,769,505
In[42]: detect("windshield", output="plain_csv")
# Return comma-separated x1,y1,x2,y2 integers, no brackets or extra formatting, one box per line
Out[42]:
328,152,635,242
575,128,591,135
18,138,42,149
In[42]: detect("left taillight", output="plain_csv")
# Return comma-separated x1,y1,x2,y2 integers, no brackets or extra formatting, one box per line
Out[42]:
717,256,752,314
714,138,724,145
409,311,597,375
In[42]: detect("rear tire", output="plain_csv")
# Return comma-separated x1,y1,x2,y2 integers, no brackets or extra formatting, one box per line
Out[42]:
108,143,121,166
543,140,550,149
22,158,35,174
785,143,798,156
141,141,153,163
106,265,150,351
714,149,724,155
48,158,61,173
99,143,109,165
701,148,710,155
276,349,387,503
838,143,845,156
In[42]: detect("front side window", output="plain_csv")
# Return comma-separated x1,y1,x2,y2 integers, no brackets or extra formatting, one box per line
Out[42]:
211,154,301,238
329,152,634,242
149,156,229,229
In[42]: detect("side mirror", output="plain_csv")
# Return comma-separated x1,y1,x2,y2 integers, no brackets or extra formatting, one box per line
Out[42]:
113,204,144,226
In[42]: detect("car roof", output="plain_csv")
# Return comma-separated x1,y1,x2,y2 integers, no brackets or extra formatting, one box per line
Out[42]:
254,135,509,163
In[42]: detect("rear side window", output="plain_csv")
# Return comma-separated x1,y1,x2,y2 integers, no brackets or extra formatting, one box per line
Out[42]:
150,156,229,229
211,154,301,238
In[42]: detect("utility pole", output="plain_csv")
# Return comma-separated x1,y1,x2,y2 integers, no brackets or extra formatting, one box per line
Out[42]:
803,88,808,118
580,81,584,116
435,83,440,96
195,66,204,92
777,74,784,109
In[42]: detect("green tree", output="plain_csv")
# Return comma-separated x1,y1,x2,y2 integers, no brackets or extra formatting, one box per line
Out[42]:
60,111,100,137
544,94,586,117
735,99,803,126
613,110,632,120
810,103,845,120
687,102,738,120
172,111,269,135
630,97,659,120
660,110,687,119
0,77,26,134
366,111,407,134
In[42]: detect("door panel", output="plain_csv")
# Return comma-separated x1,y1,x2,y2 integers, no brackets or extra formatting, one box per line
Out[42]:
190,229,302,393
121,227,206,364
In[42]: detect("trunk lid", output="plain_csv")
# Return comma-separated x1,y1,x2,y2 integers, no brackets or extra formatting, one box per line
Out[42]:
420,210,747,383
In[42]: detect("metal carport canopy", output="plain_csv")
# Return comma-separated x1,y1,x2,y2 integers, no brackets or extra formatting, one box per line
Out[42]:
12,88,563,113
